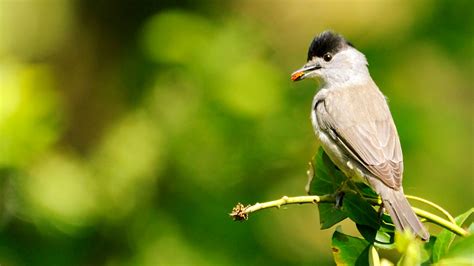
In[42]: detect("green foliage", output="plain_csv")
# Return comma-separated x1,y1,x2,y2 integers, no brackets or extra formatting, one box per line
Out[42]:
308,149,348,228
309,147,473,265
342,192,380,229
318,204,347,229
356,224,377,243
309,149,347,195
331,229,370,266
431,208,473,263
436,234,474,265
309,148,382,232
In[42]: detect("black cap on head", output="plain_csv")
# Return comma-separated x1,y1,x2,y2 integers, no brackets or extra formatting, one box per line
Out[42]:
307,31,353,61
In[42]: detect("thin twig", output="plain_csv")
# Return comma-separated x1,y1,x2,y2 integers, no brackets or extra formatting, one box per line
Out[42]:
406,195,456,224
230,195,335,221
230,194,470,237
412,207,468,237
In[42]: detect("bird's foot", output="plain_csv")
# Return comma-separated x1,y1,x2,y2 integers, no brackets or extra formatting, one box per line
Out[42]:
335,191,345,209
378,202,385,220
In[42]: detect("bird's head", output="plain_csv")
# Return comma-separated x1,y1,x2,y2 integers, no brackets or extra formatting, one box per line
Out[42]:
291,31,369,86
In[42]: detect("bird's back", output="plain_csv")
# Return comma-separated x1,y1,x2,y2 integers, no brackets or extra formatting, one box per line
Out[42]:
312,82,403,189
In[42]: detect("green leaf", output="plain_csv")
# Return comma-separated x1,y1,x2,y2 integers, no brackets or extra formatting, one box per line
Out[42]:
421,236,437,266
309,148,349,229
358,223,396,250
308,147,346,195
332,229,370,266
380,213,396,231
357,223,377,242
353,245,381,266
374,230,396,250
342,192,380,229
355,182,379,199
368,245,381,266
432,208,473,263
354,245,371,266
376,217,396,251
436,234,474,265
319,203,348,229
309,148,382,231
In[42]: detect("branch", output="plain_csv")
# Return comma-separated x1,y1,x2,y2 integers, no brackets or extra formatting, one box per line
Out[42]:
411,207,468,237
230,195,335,220
230,194,470,237
406,195,456,224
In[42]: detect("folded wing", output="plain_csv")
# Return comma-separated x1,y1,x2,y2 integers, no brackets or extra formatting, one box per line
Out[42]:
315,83,403,189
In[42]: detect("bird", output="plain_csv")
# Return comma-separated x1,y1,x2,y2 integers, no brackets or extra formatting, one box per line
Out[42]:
291,31,429,240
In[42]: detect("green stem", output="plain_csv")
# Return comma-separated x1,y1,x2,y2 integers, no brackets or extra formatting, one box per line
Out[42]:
412,207,468,237
406,195,456,224
230,195,335,220
230,194,470,237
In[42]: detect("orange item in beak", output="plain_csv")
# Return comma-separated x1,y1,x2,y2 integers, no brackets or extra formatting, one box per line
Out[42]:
291,71,304,81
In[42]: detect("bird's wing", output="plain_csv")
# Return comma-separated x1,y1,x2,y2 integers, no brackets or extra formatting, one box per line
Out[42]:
315,83,403,189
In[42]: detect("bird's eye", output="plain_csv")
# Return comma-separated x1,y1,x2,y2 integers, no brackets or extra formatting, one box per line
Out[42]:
323,53,332,62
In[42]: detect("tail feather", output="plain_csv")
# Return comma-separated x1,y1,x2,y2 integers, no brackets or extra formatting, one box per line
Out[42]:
381,188,429,241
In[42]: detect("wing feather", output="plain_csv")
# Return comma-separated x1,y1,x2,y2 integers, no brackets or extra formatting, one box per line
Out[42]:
316,83,403,189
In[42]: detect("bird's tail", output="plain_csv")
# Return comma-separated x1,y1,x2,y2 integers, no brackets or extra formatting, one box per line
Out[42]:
379,187,430,241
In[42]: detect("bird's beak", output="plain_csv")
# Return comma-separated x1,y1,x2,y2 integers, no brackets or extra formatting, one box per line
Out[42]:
291,64,321,81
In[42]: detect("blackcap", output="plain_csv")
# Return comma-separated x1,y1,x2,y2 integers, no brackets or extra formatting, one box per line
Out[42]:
292,31,429,240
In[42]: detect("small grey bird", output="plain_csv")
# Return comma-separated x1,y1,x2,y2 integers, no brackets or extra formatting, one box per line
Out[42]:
291,31,429,240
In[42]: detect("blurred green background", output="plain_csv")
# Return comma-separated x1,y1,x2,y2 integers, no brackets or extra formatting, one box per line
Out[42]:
0,0,472,265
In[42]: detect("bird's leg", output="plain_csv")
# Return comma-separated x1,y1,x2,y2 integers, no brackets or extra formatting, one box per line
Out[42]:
333,178,350,208
335,191,345,208
378,202,386,219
